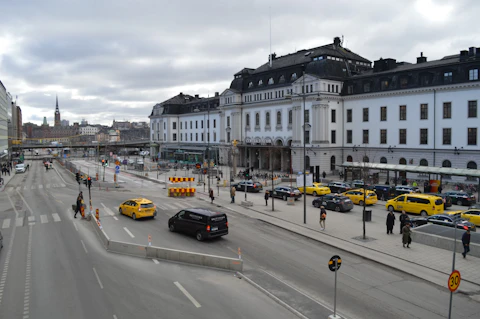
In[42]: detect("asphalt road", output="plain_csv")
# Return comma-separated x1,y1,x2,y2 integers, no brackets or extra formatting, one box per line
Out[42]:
64,159,480,319
0,161,295,319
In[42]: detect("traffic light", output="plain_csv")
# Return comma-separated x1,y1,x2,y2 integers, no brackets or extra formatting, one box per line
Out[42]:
76,173,80,184
244,169,250,178
87,177,92,189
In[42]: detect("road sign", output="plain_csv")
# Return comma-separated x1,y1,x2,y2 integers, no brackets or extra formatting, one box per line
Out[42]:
115,160,120,166
122,159,128,165
448,270,461,292
195,163,201,169
328,255,342,272
115,165,120,174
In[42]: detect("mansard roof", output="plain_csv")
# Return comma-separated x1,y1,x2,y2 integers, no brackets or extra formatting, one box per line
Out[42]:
151,93,219,116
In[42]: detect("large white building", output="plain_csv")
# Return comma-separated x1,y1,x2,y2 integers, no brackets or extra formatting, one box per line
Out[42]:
149,38,480,183
80,125,99,136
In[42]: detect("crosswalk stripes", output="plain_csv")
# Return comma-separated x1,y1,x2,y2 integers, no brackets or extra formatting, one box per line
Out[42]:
2,219,10,229
52,213,61,222
40,215,48,224
155,201,199,211
1,213,63,229
16,218,23,227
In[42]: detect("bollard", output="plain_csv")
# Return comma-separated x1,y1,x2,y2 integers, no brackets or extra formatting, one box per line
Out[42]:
95,208,99,220
148,234,152,246
238,247,242,260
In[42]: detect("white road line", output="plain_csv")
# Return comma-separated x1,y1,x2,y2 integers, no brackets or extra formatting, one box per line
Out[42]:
113,216,118,221
16,191,35,217
2,219,10,229
0,196,19,306
163,203,178,209
156,204,167,211
60,183,66,187
16,187,21,192
92,268,104,289
80,240,88,254
40,215,48,224
113,315,118,319
30,185,35,190
38,185,43,189
152,259,159,264
52,213,61,222
23,226,33,318
174,282,201,308
101,203,115,216
27,216,35,222
123,227,135,238
16,218,23,227
72,222,78,232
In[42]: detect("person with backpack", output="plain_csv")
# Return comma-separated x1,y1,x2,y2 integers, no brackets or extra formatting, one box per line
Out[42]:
320,206,327,230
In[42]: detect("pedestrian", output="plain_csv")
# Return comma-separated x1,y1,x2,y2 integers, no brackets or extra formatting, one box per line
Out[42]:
230,186,236,203
74,193,82,218
399,210,408,234
423,181,428,193
319,206,327,230
438,184,443,194
386,211,395,234
26,164,30,171
264,190,269,206
322,171,326,179
209,188,215,204
6,168,9,176
462,229,471,258
412,180,417,187
402,221,411,248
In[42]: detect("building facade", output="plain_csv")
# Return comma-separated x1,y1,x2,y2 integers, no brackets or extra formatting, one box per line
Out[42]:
80,125,100,136
0,81,11,160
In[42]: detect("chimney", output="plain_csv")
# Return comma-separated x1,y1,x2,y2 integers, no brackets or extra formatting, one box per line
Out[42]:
476,48,480,58
333,37,341,47
469,47,476,56
179,92,183,96
460,50,469,61
215,92,219,97
416,52,427,64
195,94,199,98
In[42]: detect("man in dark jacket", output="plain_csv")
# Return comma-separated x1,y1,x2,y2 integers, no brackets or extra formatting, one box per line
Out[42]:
399,210,408,234
386,211,395,234
462,230,471,258
74,192,83,218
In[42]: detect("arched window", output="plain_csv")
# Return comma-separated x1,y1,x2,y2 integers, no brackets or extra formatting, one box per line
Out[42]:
248,82,253,88
278,75,285,83
276,111,282,125
442,160,452,167
380,157,387,164
288,110,293,124
467,161,477,169
330,156,336,171
399,158,407,165
291,73,297,81
265,112,270,126
420,159,428,166
246,114,250,126
255,113,260,126
268,77,274,85
347,155,353,162
258,79,263,86
363,156,369,162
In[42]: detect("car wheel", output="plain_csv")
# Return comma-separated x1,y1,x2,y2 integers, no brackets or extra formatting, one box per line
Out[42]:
388,206,394,212
359,200,364,206
420,210,428,217
457,200,463,206
314,202,320,208
196,231,204,241
169,224,175,232
313,191,318,196
283,195,287,201
335,206,341,212
119,208,123,215
132,213,137,220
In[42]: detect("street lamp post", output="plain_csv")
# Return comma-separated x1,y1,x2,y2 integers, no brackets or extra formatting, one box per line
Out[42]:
207,101,211,194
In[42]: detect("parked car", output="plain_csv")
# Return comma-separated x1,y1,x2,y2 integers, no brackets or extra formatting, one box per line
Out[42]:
341,189,378,206
410,212,476,232
270,186,302,201
232,180,263,192
327,182,352,193
118,198,157,220
461,209,480,226
386,194,444,216
469,204,480,209
425,193,452,209
444,191,476,206
394,185,421,196
168,208,228,241
312,194,354,212
372,184,396,201
297,183,331,196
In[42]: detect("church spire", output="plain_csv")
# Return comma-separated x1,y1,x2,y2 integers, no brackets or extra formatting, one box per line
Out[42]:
56,94,59,111
54,94,61,127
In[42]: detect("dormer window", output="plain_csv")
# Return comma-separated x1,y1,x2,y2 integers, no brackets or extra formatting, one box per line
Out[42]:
258,79,264,86
268,77,274,85
469,69,479,81
248,82,254,88
381,80,389,90
363,82,371,93
291,73,297,81
400,77,408,89
444,71,453,84
278,75,285,83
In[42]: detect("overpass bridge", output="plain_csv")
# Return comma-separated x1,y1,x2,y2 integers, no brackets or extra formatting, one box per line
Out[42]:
13,139,154,151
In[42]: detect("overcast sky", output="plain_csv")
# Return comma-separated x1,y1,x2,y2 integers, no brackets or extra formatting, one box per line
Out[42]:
0,0,478,126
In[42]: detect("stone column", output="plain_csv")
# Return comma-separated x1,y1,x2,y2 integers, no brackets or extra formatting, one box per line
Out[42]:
220,112,226,142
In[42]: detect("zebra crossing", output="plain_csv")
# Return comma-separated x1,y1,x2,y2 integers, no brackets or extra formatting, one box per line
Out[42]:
1,213,63,229
3,183,67,193
156,201,199,211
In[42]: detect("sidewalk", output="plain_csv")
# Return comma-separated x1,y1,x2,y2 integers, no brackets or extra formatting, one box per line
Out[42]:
92,161,480,298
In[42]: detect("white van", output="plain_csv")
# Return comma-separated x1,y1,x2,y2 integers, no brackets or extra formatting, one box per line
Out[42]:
15,164,26,173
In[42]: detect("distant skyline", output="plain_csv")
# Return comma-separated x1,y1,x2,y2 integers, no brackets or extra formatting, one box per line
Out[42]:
1,0,479,125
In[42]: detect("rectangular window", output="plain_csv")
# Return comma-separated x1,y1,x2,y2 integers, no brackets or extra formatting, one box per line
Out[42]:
363,108,369,122
201,133,204,141
469,69,479,81
400,77,408,89
196,133,198,141
331,109,336,123
190,133,192,141
380,129,387,144
195,121,198,129
420,129,428,145
346,130,352,143
347,85,353,94
444,72,453,84
443,128,451,145
331,130,336,144
347,109,352,122
305,110,310,123
173,133,177,141
164,122,166,129
328,84,330,92
468,101,477,118
399,129,407,144
190,121,192,129
172,122,177,130
443,102,452,118
380,106,387,121
420,104,428,120
180,133,182,141
213,132,216,142
201,120,204,129
363,130,369,144
305,131,310,144
207,120,210,129
213,119,216,128
227,132,231,143
399,105,407,120
468,128,477,145
180,122,182,129
227,116,230,127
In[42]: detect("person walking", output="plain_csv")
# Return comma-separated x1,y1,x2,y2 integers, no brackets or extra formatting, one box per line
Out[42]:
423,181,428,193
322,171,326,179
209,188,215,204
74,192,83,218
438,184,443,194
386,211,395,234
399,210,408,234
264,190,269,206
462,229,471,258
319,206,327,230
230,186,236,203
402,221,411,248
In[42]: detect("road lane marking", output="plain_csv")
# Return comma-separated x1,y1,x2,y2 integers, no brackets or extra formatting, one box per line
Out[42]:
0,195,19,306
16,186,21,192
80,240,88,254
16,190,35,217
92,268,104,289
40,215,48,224
23,225,33,319
73,222,78,232
38,185,43,189
152,259,159,264
123,227,135,238
16,218,24,227
113,216,118,221
113,315,118,319
101,203,115,216
174,282,201,308
52,213,61,222
2,219,10,229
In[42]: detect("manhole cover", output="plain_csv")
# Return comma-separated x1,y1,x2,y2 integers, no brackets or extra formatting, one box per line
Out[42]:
352,236,376,242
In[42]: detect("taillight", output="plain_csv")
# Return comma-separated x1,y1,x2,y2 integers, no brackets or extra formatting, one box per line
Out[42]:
206,225,211,232
226,222,229,228
254,185,256,188
432,206,435,210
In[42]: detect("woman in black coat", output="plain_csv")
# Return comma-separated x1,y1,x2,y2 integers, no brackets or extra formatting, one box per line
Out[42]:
386,211,395,234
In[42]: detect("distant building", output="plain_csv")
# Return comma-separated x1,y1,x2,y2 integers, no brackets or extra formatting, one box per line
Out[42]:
0,80,11,159
54,95,61,127
61,119,69,127
81,118,88,126
112,120,131,130
80,125,99,136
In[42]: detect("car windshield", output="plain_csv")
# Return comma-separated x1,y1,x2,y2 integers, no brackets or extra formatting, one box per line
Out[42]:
141,203,154,208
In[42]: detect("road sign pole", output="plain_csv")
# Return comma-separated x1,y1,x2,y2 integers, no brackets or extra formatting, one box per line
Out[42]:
334,259,338,317
448,222,458,319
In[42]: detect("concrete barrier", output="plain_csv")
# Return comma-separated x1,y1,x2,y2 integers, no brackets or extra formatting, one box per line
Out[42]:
91,216,110,249
146,246,243,272
108,240,147,258
412,225,480,258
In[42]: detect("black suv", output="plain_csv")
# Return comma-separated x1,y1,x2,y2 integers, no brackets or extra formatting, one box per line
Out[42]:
270,186,302,200
168,208,228,241
444,191,476,206
232,180,263,192
327,182,352,193
312,194,354,212
372,185,396,201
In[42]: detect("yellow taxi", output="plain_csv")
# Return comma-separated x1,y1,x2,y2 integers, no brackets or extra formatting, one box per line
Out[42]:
386,193,444,216
342,189,378,205
298,182,331,196
461,208,480,226
119,198,157,220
